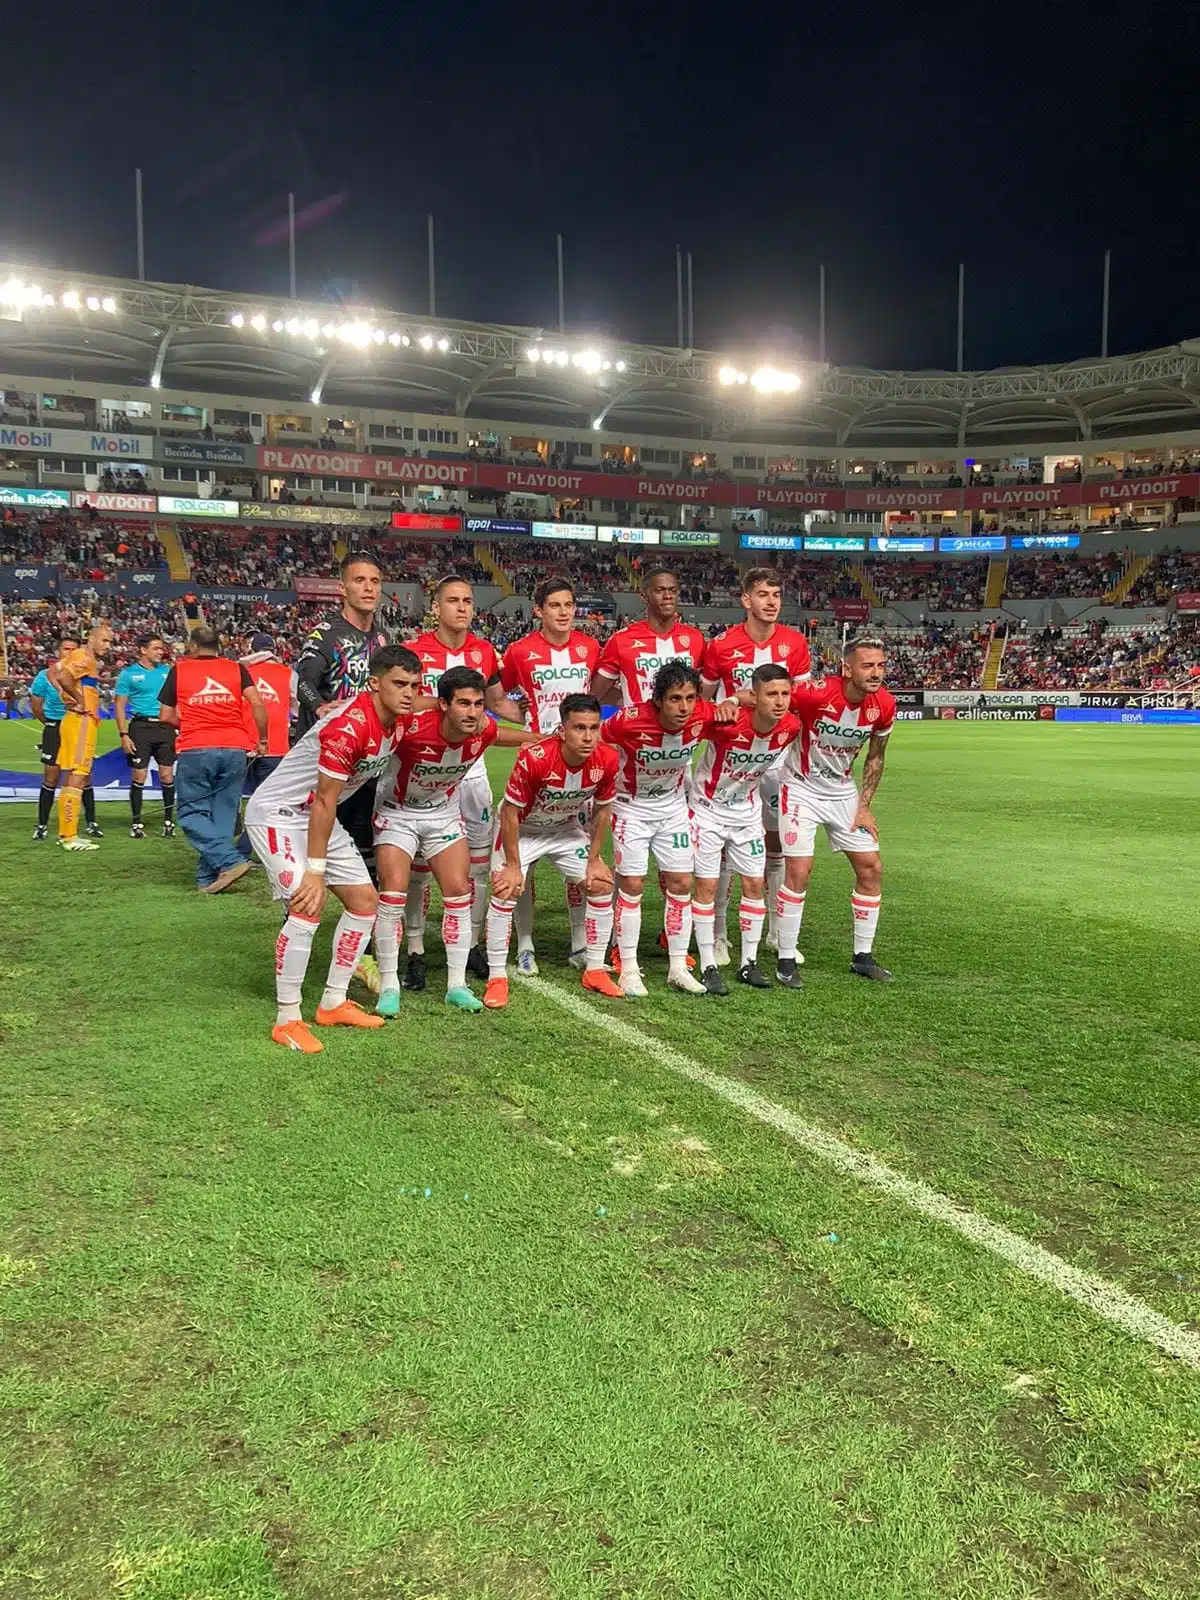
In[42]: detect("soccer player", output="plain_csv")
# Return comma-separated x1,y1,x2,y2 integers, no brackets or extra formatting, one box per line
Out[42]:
373,666,534,1015
240,631,295,790
404,577,527,989
601,661,735,998
54,622,114,851
244,644,422,1052
499,576,601,972
775,635,897,985
689,664,803,994
483,693,624,1008
115,635,176,838
30,636,100,842
700,566,812,963
590,567,707,707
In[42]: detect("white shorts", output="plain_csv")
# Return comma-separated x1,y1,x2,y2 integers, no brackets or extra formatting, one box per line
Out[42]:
246,811,371,900
689,805,768,879
373,804,466,862
759,765,783,835
492,825,591,885
779,780,878,857
612,802,693,878
460,761,494,854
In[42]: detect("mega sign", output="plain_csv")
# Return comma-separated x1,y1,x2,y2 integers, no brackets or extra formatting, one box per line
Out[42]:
0,425,154,457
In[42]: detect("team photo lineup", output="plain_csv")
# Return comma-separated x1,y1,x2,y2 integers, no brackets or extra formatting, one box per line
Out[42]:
30,558,897,1049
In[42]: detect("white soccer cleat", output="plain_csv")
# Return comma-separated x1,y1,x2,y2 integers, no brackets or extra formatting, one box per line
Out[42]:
516,949,539,977
567,948,588,970
619,966,649,999
59,837,99,852
667,964,708,997
713,936,732,968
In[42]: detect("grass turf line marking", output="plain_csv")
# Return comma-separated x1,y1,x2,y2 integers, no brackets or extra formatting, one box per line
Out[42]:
524,975,1200,1372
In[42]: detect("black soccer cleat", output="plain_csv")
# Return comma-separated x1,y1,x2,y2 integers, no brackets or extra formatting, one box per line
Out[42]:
737,960,771,989
466,944,489,980
403,952,427,992
775,958,805,990
130,822,146,839
700,965,729,997
85,822,104,838
32,823,48,842
162,819,176,838
850,952,893,982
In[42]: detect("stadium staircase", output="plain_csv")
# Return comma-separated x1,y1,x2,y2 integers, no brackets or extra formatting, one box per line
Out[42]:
981,629,1007,689
154,521,191,580
1103,551,1153,605
984,556,1008,608
475,542,514,598
850,561,881,609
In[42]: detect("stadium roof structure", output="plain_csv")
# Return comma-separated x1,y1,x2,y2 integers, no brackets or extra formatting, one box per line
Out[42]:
4,263,1200,450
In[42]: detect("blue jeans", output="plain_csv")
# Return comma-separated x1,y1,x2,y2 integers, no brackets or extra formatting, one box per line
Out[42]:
175,747,249,886
236,755,283,857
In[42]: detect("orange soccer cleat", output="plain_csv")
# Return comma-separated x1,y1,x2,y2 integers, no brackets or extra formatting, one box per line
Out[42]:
581,969,625,999
314,1000,386,1030
483,976,510,1009
271,1020,324,1054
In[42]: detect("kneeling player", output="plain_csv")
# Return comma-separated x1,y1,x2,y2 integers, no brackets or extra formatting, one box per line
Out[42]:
689,664,802,994
776,636,896,984
244,645,422,1052
372,666,534,1015
483,694,624,1008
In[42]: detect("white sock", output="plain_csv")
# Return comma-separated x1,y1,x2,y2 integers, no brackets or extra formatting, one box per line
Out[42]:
319,910,375,1011
405,865,430,954
713,861,733,945
274,913,318,1024
852,891,882,954
615,891,643,971
566,880,587,951
584,894,613,971
514,875,536,955
739,897,766,966
765,854,784,937
664,894,693,964
442,892,473,990
375,891,406,989
469,854,490,948
692,899,717,969
775,888,807,961
487,897,516,979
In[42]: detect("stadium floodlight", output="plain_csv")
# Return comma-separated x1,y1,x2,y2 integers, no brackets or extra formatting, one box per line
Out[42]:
419,334,434,350
149,373,161,389
525,346,541,361
572,349,603,373
86,296,101,312
554,349,568,366
271,320,285,332
310,388,322,405
321,323,336,338
61,290,81,311
437,337,451,352
303,319,319,338
284,318,302,335
101,297,117,314
591,417,603,429
250,314,267,332
372,328,386,344
750,366,801,394
602,360,612,371
388,332,402,346
615,359,627,372
336,322,372,348
229,312,245,328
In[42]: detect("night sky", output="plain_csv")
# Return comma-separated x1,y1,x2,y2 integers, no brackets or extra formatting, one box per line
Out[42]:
2,1,1197,373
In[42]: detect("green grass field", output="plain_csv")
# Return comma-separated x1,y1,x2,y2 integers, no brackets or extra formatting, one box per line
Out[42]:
2,720,1199,1599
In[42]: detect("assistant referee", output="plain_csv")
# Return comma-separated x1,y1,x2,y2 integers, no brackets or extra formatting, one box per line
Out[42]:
115,635,177,838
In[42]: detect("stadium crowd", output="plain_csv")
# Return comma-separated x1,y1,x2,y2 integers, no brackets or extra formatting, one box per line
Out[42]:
0,513,166,577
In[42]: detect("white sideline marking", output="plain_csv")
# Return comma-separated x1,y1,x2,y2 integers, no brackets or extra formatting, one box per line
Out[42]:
525,975,1200,1371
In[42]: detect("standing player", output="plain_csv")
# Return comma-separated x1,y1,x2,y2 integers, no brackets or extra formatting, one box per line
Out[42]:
688,664,802,994
590,567,707,708
54,623,114,851
700,566,812,963
483,693,624,1008
235,632,295,858
775,636,896,985
115,635,176,838
373,666,534,1015
403,577,527,989
244,644,422,1052
499,576,601,971
602,662,735,998
30,635,100,842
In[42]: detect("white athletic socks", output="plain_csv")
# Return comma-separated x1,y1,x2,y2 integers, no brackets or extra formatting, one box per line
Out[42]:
405,865,431,954
765,854,784,939
692,899,717,969
486,897,517,979
739,897,766,966
514,876,536,955
375,891,407,989
775,888,807,961
851,891,881,954
442,893,473,990
274,913,319,1023
469,854,490,947
565,880,587,951
584,894,613,972
712,861,732,944
664,894,693,963
615,891,643,972
319,911,376,1012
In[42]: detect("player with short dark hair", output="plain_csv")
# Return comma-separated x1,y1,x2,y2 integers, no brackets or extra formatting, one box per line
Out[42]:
115,635,176,838
591,568,706,707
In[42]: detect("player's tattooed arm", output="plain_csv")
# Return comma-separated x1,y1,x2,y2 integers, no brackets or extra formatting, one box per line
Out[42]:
585,803,615,895
853,734,888,839
485,681,526,725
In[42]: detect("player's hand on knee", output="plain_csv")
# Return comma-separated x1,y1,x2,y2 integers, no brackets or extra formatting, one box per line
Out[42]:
583,861,613,896
289,872,327,920
491,864,523,902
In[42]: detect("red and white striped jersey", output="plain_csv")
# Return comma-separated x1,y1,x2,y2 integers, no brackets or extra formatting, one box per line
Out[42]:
701,622,811,694
602,699,718,813
248,693,397,815
500,630,600,732
384,708,498,811
689,708,803,818
503,735,619,830
595,619,706,707
410,630,502,694
783,680,896,796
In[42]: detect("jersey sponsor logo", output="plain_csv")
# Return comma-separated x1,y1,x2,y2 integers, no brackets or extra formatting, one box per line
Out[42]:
725,748,776,768
255,676,282,701
531,663,590,684
190,674,237,704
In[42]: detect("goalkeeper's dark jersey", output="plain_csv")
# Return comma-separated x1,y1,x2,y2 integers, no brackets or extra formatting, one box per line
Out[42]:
294,611,389,737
